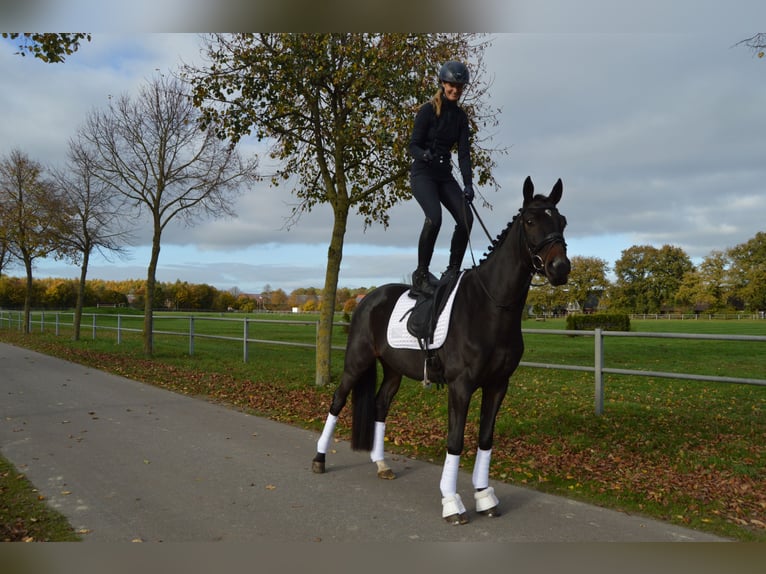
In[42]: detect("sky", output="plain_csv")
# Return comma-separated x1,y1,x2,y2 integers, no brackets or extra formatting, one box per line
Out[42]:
1,4,765,295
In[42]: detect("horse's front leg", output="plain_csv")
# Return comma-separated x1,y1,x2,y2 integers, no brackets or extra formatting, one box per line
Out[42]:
471,381,508,517
370,366,402,480
439,385,472,525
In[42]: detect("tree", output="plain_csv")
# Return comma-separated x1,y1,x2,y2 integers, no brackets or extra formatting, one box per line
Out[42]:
526,280,569,318
736,33,766,59
2,33,91,63
51,138,132,340
0,150,67,332
185,33,501,385
676,250,731,313
566,255,609,311
610,244,693,313
77,73,259,355
0,222,12,276
270,288,288,310
728,232,766,312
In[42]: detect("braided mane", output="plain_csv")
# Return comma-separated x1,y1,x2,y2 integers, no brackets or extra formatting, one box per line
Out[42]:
477,211,521,265
477,194,559,265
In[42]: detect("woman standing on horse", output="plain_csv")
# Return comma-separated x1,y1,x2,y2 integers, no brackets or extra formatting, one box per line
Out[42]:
409,60,475,296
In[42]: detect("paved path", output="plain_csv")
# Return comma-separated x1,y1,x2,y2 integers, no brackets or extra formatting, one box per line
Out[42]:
0,342,727,542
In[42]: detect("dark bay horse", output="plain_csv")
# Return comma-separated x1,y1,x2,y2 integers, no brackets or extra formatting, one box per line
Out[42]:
312,177,570,524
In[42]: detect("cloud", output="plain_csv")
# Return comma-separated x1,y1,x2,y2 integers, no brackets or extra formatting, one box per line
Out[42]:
3,27,766,293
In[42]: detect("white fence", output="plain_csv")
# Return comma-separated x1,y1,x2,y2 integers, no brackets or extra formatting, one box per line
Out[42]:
520,328,766,415
2,311,765,415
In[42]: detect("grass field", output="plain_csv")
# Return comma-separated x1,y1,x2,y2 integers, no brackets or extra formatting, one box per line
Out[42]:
0,311,764,541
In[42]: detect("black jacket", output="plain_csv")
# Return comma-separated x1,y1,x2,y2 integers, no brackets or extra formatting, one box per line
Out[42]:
408,93,472,187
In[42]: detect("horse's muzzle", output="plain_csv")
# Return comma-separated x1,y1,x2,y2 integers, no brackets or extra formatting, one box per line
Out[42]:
544,245,571,286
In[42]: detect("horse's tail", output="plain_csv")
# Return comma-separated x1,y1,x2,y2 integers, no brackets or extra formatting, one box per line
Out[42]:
350,363,377,451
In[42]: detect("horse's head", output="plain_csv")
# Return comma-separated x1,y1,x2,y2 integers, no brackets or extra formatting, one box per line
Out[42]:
520,176,571,286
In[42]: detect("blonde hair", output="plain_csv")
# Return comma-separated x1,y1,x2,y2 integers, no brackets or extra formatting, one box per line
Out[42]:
429,89,443,117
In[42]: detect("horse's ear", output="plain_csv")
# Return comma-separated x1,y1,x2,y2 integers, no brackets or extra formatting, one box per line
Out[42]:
549,178,563,205
523,176,534,205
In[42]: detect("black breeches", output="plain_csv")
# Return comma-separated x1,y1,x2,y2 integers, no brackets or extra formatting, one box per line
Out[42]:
411,171,473,270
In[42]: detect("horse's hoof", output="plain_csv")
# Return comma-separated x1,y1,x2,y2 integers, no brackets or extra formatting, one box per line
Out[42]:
444,512,470,525
474,486,500,517
312,460,326,474
478,506,501,518
377,468,396,480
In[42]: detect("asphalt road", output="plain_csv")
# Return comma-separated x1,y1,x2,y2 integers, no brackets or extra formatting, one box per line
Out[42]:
0,342,728,542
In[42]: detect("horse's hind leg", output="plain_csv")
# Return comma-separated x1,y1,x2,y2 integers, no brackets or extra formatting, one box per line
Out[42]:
370,364,402,480
312,412,339,473
312,366,362,474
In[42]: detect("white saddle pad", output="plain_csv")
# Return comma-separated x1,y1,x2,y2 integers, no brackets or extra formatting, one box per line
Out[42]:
386,272,466,350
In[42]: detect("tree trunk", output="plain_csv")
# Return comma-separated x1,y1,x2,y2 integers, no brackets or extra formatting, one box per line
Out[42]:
22,257,33,334
143,229,161,357
73,248,89,341
315,206,349,386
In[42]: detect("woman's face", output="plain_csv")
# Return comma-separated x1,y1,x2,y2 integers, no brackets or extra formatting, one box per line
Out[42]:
442,81,464,102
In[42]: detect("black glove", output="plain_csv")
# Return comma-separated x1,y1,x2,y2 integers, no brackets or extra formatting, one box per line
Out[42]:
463,183,474,202
422,149,434,164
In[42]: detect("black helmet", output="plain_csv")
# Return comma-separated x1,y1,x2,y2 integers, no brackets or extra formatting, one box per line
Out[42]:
438,61,469,84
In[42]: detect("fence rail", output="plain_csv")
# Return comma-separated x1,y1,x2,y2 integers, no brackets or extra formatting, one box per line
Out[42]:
2,310,764,415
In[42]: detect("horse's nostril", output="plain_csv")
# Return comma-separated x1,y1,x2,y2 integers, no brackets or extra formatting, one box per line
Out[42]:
549,258,571,275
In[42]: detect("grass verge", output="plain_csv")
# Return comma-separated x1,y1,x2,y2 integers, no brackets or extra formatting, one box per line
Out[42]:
1,456,80,542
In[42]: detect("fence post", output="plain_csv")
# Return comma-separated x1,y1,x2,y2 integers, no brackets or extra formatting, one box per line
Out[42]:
40,311,45,333
243,318,249,363
92,314,97,340
117,315,122,345
594,328,604,416
55,312,60,337
189,316,195,356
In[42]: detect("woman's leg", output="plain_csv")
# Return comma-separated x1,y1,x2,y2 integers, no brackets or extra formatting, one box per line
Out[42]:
440,179,474,277
411,173,443,293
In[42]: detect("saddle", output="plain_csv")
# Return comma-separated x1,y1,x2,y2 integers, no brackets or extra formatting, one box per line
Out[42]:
407,278,457,348
402,273,464,386
406,276,458,343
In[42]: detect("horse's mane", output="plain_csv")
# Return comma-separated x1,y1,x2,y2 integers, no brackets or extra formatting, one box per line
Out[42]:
477,212,521,265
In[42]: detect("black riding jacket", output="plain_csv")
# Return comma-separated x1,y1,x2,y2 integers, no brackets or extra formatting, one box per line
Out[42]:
408,93,473,188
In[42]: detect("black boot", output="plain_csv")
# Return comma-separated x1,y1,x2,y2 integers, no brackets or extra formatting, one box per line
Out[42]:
440,264,460,285
411,268,436,296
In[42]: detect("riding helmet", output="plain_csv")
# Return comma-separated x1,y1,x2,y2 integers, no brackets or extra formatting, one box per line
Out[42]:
438,61,470,84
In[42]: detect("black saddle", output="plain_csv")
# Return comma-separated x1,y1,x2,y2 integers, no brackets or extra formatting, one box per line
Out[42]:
404,273,461,344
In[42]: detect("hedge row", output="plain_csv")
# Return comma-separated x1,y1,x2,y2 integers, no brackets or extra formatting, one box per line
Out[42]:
565,313,631,331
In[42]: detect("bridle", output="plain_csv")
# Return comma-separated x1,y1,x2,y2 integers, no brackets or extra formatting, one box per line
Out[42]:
522,211,567,282
466,202,567,308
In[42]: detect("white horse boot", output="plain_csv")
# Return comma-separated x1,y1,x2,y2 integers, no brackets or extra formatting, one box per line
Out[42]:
474,487,500,517
441,493,469,525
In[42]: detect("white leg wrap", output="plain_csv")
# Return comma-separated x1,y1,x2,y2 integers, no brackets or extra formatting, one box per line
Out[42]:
439,453,461,497
474,486,499,513
316,413,338,454
370,421,386,462
472,448,492,490
442,493,467,518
